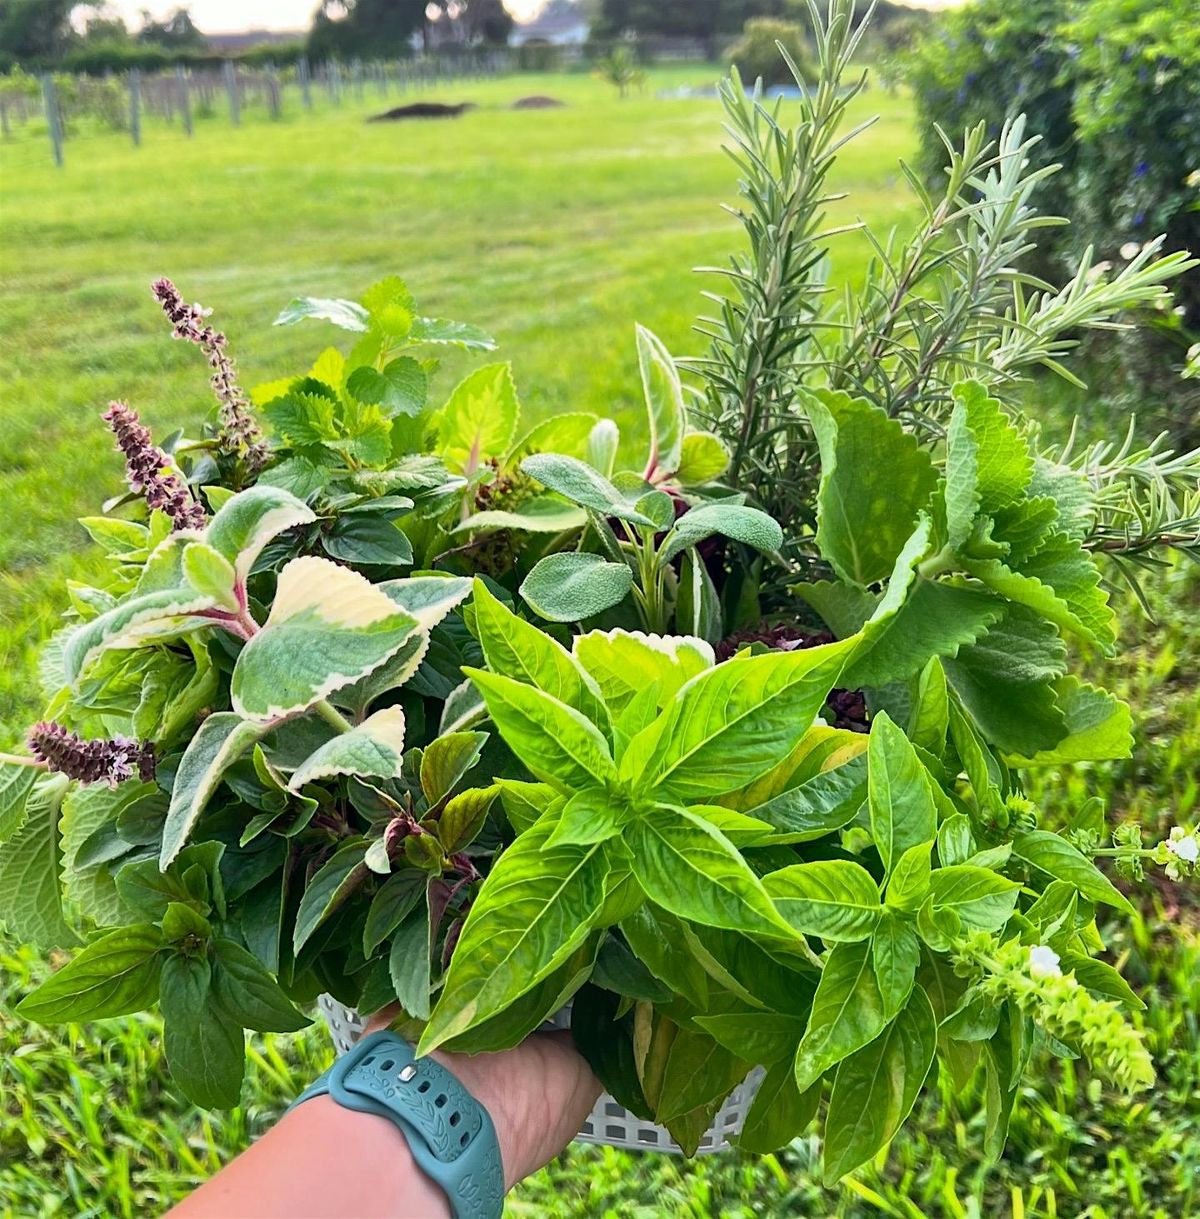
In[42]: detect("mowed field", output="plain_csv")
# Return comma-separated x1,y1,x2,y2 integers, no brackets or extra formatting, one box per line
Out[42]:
1,66,1197,1219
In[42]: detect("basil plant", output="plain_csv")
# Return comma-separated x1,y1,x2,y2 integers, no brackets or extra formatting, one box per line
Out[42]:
0,273,1179,1185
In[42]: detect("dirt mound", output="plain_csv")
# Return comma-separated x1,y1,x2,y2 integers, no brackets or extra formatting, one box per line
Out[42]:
512,96,566,110
368,102,476,122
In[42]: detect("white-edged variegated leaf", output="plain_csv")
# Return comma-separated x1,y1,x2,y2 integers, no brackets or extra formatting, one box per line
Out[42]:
160,714,268,867
289,707,407,791
333,631,430,717
375,575,473,631
231,557,420,720
204,485,317,584
62,588,219,684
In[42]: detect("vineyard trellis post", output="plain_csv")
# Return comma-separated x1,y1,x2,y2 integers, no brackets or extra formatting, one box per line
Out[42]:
129,70,142,147
224,60,240,125
176,67,193,137
41,74,63,167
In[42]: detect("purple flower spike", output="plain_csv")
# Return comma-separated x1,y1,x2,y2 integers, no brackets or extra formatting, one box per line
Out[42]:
28,721,156,787
151,278,268,474
104,401,207,531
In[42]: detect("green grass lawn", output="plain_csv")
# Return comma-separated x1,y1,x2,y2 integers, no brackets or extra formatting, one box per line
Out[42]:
1,65,1196,1219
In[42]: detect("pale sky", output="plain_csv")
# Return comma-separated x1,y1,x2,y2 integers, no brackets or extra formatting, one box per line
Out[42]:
103,0,544,34
101,0,956,36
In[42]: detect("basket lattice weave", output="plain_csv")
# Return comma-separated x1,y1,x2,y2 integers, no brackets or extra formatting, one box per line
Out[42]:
316,995,763,1154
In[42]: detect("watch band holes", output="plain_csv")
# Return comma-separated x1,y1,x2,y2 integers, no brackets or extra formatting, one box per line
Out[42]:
418,1080,431,1093
449,1112,460,1126
460,1133,470,1147
379,1059,395,1072
434,1094,447,1108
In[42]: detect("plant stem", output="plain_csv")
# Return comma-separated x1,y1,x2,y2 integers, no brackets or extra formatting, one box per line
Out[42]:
0,752,47,770
314,700,353,734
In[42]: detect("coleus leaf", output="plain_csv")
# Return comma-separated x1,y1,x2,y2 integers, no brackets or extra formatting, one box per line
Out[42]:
806,390,938,587
231,557,421,720
289,707,407,791
419,814,609,1051
345,357,427,418
506,412,600,466
0,762,37,844
408,316,497,351
675,431,730,486
438,363,520,472
620,637,856,802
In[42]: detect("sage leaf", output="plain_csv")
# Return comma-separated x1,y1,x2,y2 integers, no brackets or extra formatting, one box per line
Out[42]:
520,553,634,623
520,453,654,525
637,324,686,478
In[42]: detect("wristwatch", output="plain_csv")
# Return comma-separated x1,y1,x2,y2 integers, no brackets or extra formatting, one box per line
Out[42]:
291,1030,504,1219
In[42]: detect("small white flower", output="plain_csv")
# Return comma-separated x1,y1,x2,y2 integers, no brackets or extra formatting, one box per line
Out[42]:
1187,169,1200,189
1028,944,1062,979
1120,241,1142,260
1166,827,1199,865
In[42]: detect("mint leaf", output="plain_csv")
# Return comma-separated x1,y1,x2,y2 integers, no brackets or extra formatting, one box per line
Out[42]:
160,954,245,1109
211,938,310,1032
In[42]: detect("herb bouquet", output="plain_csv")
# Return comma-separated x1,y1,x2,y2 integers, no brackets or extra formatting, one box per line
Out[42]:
4,0,1199,1183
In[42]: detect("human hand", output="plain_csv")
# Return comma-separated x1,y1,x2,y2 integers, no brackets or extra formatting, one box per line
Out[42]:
365,1007,600,1190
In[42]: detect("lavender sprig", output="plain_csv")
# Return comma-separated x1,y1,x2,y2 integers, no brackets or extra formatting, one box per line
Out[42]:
103,401,207,531
151,277,269,474
28,721,156,787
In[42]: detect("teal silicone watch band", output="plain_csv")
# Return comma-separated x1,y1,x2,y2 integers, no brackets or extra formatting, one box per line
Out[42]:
291,1031,504,1219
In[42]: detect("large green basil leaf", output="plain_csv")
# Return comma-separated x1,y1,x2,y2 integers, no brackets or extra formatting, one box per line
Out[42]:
620,905,709,1010
570,985,653,1121
628,806,796,941
464,668,617,793
17,924,164,1023
572,629,713,713
736,1058,821,1154
621,639,855,801
867,711,937,876
419,817,609,1051
871,912,921,1018
656,1026,748,1124
928,865,1022,932
822,984,937,1183
1012,830,1132,913
160,713,268,868
471,579,609,731
764,861,881,943
211,938,310,1032
793,940,889,1092
231,557,420,721
160,954,245,1109
694,1011,806,1067
742,754,867,841
363,870,426,954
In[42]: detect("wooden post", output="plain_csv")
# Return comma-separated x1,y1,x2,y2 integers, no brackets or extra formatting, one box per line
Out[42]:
129,70,142,146
224,60,240,125
298,56,313,110
267,64,281,119
176,66,193,137
41,74,63,167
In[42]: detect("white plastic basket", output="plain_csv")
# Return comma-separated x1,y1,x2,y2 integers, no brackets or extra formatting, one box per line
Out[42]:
317,994,763,1154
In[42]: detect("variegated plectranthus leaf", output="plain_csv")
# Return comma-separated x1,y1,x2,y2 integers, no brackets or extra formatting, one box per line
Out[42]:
231,557,420,720
204,484,317,585
375,574,473,631
288,706,407,791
